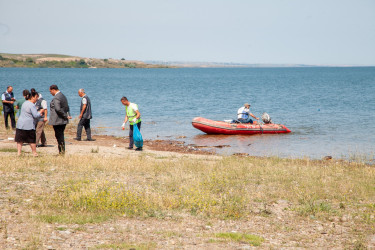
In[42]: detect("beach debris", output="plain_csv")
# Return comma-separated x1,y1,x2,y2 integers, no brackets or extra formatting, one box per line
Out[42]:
188,144,230,149
113,144,117,148
232,153,250,157
323,156,332,160
176,135,187,139
213,145,230,148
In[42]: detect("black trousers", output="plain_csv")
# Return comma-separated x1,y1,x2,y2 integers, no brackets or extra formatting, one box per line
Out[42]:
76,118,91,139
129,122,141,148
4,110,16,129
53,124,66,154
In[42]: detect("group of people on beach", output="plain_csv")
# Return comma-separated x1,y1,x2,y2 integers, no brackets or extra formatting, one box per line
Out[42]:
2,85,142,156
2,83,258,156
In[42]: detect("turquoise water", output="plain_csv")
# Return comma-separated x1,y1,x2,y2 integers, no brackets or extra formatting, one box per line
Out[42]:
1,67,374,160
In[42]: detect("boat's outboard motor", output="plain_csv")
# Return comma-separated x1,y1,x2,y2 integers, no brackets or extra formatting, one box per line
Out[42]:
261,113,272,124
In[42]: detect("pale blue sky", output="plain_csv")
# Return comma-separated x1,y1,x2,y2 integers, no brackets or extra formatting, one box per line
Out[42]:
0,0,374,65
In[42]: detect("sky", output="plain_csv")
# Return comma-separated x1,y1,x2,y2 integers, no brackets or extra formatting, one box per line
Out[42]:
0,0,374,65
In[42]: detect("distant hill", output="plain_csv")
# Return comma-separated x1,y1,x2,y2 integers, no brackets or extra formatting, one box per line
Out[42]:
1,53,370,68
0,53,171,68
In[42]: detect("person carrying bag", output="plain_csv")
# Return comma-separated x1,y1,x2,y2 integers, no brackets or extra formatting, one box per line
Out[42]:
120,96,143,151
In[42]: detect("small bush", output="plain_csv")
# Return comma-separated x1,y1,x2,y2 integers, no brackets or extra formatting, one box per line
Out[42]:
91,147,99,153
125,63,136,68
25,58,34,63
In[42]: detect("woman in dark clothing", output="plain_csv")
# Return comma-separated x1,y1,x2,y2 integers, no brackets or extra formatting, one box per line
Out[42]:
15,90,44,156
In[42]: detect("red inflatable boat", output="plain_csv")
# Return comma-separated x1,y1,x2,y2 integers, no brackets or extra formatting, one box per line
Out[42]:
192,117,291,135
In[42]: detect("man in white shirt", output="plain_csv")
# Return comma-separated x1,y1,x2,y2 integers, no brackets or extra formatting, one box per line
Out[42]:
33,90,48,147
237,103,259,124
2,86,16,129
74,89,94,141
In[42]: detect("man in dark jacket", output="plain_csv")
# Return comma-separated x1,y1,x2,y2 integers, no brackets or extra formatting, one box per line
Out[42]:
1,86,16,129
74,89,95,141
49,85,71,154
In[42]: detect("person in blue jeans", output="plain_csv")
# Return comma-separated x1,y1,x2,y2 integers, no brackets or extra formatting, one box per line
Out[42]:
237,103,259,124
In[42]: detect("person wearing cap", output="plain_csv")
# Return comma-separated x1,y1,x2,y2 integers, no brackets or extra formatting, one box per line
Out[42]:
237,103,259,124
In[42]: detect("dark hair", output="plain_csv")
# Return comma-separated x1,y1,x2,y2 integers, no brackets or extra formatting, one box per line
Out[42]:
22,89,30,99
121,96,128,102
30,88,36,93
25,90,39,100
49,84,59,90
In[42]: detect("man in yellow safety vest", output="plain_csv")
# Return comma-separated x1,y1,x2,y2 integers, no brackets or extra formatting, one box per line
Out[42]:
121,96,142,151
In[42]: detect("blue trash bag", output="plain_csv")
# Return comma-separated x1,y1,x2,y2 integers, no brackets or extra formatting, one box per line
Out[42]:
133,124,143,148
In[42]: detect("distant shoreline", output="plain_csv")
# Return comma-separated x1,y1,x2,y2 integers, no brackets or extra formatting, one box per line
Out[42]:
0,53,172,69
1,53,374,69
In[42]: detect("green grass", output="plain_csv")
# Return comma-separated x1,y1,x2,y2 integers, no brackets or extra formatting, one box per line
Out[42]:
0,148,17,152
294,199,336,217
93,242,156,249
214,232,264,246
36,213,113,225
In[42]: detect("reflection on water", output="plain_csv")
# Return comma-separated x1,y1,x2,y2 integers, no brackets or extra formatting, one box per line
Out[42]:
192,133,292,157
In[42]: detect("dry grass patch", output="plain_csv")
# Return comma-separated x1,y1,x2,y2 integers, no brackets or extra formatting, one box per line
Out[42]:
1,152,375,247
17,154,372,227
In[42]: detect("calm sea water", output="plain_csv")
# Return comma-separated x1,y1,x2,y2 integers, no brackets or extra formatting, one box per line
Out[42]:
1,67,374,160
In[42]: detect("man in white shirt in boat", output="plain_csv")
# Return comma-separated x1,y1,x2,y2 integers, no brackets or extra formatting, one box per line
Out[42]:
237,103,259,124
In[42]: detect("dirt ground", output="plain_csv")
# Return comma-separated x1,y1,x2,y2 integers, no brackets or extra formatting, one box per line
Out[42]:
0,128,374,249
0,126,214,157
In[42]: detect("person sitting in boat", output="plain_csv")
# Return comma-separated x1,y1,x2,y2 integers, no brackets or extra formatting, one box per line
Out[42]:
237,103,259,124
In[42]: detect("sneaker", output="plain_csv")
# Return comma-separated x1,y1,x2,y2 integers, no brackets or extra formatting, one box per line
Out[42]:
127,147,133,150
135,147,143,151
84,138,96,141
73,137,81,141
